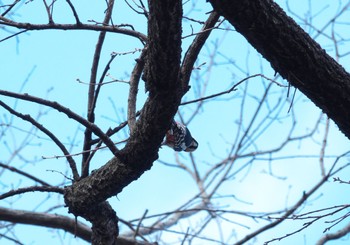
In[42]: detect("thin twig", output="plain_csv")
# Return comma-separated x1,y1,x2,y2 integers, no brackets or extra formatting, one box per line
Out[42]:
0,186,64,200
1,0,21,17
320,116,330,176
0,162,51,186
65,0,81,24
42,0,54,23
134,209,148,239
76,78,128,85
0,29,28,43
81,0,116,177
127,49,146,134
0,100,80,180
0,91,118,155
180,74,283,105
42,139,128,160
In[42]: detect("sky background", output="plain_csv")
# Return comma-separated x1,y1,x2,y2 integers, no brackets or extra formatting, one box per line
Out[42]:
1,0,350,244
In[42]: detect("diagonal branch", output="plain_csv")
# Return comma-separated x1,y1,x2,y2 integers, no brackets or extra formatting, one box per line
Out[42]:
1,0,20,17
236,175,330,245
0,29,28,43
0,91,118,155
64,1,184,243
234,151,350,245
209,0,350,140
0,162,51,186
65,0,81,25
0,100,80,180
181,11,220,93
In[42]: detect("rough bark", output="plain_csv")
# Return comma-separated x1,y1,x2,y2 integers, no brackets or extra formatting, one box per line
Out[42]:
209,0,350,139
0,207,91,242
0,207,155,245
63,0,183,243
6,0,350,243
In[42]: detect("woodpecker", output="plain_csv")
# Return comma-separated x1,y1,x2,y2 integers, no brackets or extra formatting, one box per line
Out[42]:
164,120,198,152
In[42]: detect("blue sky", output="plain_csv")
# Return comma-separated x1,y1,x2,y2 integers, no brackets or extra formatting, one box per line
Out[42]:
1,0,350,244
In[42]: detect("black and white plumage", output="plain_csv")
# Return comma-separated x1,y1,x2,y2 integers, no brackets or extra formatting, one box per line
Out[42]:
164,120,198,152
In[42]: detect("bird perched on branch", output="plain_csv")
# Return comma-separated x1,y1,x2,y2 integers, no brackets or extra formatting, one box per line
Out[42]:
163,120,198,152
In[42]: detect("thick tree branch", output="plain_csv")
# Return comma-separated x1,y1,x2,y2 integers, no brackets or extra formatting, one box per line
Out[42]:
0,207,151,245
64,0,183,243
0,207,91,242
209,0,350,139
89,202,119,245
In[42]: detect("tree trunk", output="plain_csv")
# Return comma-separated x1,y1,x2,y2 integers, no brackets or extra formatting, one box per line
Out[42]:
64,0,183,243
209,0,350,139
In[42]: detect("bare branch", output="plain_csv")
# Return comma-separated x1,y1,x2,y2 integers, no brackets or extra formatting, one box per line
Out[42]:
0,233,24,245
0,16,147,43
0,91,118,155
316,221,350,245
181,11,220,93
320,116,330,176
89,117,134,145
0,206,91,242
127,49,146,134
0,29,28,43
42,139,128,159
65,0,81,24
0,100,80,180
237,175,330,245
64,3,184,243
1,0,21,17
0,162,51,186
181,74,283,105
82,0,117,176
134,209,148,240
0,205,153,245
209,0,350,140
3,0,350,244
0,186,64,200
42,0,54,24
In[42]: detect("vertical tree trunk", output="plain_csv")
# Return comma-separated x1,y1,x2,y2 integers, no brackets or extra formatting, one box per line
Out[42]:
64,1,183,243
